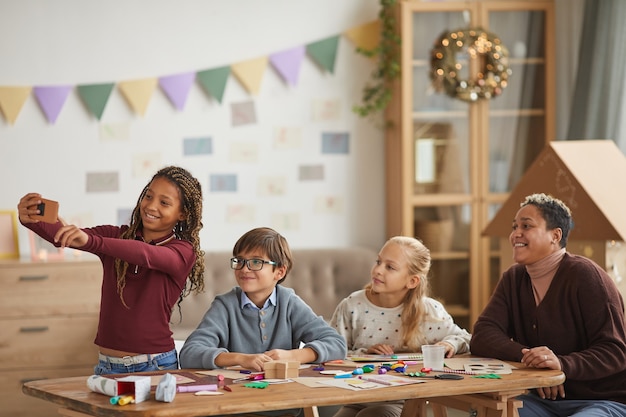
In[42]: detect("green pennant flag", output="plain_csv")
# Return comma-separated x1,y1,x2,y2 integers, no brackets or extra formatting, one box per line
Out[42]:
197,66,230,103
77,83,114,120
307,36,340,74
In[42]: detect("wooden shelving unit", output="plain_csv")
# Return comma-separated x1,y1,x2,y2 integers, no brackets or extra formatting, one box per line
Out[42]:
385,0,555,329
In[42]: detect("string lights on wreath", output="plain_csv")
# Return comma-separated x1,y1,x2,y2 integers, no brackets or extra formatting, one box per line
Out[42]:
430,28,512,102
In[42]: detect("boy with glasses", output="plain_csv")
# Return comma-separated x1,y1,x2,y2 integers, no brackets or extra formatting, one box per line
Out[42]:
179,227,347,372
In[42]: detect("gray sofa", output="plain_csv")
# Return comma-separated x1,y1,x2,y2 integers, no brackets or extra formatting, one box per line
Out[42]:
170,247,378,341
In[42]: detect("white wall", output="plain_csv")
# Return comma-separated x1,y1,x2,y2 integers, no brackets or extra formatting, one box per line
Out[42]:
0,0,386,255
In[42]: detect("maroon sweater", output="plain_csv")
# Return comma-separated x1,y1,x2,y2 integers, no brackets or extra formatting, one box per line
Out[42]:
471,253,626,403
25,221,195,354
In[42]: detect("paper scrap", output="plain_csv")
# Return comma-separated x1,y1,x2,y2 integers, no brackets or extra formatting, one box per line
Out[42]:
210,174,237,192
86,172,119,193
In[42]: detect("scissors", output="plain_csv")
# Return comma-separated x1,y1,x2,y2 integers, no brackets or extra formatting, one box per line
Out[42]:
232,373,265,383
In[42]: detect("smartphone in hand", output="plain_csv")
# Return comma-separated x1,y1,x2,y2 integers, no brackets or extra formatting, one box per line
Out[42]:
32,198,59,224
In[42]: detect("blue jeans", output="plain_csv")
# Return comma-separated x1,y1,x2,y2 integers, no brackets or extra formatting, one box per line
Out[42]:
518,393,626,417
94,349,178,375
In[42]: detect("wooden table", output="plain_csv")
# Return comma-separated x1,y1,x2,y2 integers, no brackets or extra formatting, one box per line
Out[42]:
23,365,564,417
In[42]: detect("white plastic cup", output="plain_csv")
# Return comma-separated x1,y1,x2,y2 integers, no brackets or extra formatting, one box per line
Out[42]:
421,344,445,370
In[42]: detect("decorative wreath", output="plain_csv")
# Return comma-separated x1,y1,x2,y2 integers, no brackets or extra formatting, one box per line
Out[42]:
430,28,511,102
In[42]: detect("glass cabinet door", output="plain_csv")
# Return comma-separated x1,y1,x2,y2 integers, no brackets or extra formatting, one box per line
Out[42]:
388,1,554,329
411,9,472,198
487,9,550,194
405,4,477,329
482,4,554,302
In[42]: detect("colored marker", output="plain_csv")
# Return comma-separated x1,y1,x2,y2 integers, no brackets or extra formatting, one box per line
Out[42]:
177,384,218,393
223,385,232,392
117,395,134,406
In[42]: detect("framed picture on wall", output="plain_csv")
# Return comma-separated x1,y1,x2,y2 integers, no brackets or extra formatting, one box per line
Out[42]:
0,210,19,259
29,230,64,261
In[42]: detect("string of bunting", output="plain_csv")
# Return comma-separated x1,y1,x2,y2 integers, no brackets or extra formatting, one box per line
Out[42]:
0,20,381,126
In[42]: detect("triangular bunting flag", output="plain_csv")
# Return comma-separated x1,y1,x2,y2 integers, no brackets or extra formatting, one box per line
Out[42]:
33,85,73,124
159,72,196,111
269,46,306,87
231,57,268,95
118,78,158,116
0,86,32,125
197,66,230,103
344,20,381,52
306,36,340,74
77,83,114,120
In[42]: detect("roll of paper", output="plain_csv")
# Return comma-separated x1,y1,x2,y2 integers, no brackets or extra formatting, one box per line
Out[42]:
87,375,118,396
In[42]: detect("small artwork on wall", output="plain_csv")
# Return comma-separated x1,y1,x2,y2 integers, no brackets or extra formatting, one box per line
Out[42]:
321,132,349,154
0,210,19,259
257,176,287,196
210,174,238,192
133,152,162,178
86,171,120,193
183,137,213,156
299,164,324,181
99,122,131,142
231,101,257,126
271,212,300,231
226,205,255,223
312,98,341,122
314,196,344,214
273,127,301,149
230,142,259,163
29,230,64,261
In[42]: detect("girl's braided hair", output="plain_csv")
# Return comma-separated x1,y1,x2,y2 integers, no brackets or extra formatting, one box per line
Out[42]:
114,166,205,306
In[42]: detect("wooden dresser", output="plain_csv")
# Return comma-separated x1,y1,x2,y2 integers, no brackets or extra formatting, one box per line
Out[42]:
0,256,102,417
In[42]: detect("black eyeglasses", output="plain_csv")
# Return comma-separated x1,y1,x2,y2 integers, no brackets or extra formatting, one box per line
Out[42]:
230,257,277,271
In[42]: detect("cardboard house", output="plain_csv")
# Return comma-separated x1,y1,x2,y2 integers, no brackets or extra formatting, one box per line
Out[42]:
483,140,626,298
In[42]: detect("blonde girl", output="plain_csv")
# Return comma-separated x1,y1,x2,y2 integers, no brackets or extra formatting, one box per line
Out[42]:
330,236,470,417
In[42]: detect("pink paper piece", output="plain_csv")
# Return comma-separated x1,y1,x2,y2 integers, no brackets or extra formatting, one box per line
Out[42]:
33,85,73,124
269,46,306,87
159,72,196,111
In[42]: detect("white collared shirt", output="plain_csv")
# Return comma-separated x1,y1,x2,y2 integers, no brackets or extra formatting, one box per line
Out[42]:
240,287,277,311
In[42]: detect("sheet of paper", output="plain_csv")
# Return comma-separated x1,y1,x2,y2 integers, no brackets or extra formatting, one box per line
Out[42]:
443,357,515,374
315,375,424,391
293,377,327,388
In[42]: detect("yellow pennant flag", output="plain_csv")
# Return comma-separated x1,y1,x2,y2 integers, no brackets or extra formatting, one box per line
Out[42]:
118,78,158,117
231,57,269,95
344,20,381,52
0,86,32,125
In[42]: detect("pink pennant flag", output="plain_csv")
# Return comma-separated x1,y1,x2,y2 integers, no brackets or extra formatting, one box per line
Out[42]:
159,72,196,111
33,85,73,124
269,46,306,87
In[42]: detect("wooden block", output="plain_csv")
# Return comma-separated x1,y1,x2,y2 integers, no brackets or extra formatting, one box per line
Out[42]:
264,360,300,379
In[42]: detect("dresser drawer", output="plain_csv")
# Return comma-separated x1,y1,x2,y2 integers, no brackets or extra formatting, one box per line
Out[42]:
1,367,94,417
0,316,99,369
0,260,102,317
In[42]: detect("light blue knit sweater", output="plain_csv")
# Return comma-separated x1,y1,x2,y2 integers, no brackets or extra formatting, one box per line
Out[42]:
179,285,347,369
